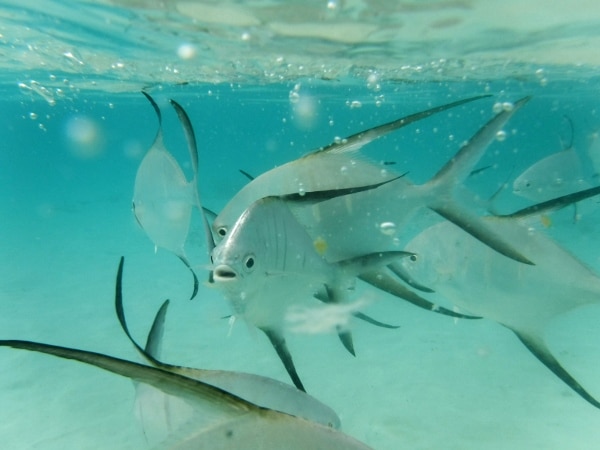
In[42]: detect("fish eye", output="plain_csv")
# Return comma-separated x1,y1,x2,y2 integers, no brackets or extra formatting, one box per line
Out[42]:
525,181,531,188
244,255,255,270
410,254,418,262
217,227,227,237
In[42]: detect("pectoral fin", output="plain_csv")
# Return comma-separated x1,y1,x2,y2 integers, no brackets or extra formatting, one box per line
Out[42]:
337,250,415,275
387,262,434,293
260,328,306,392
513,329,600,409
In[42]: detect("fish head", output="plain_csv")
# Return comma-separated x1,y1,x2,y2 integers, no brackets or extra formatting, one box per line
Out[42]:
512,170,550,199
211,196,328,319
512,149,588,201
399,222,454,289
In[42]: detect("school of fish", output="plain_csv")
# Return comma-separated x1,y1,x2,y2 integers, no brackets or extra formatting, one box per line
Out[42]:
3,91,600,448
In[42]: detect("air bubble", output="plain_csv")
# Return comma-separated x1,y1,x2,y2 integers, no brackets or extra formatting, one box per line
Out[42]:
379,222,397,236
177,43,197,60
502,102,514,112
29,112,37,120
492,102,503,114
496,130,507,142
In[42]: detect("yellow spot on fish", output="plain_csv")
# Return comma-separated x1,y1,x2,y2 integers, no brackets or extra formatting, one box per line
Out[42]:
540,214,552,228
314,236,328,255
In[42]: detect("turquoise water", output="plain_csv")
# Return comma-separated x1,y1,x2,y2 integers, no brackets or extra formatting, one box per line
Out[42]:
2,1,600,449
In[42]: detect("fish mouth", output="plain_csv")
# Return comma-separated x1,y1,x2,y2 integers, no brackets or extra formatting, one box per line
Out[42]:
213,264,238,282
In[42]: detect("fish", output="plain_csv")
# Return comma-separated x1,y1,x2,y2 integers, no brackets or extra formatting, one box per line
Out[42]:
0,340,372,449
398,186,600,408
211,196,413,391
211,95,534,265
512,130,591,203
115,257,341,429
132,92,214,299
211,95,491,241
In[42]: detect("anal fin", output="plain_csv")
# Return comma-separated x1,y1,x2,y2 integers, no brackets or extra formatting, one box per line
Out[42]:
337,328,356,357
261,328,306,392
513,330,600,409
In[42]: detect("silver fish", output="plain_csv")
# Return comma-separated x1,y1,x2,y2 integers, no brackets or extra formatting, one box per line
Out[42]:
211,196,412,391
132,92,213,299
513,147,590,202
399,187,600,408
0,340,371,449
212,95,491,240
115,257,340,430
212,95,533,265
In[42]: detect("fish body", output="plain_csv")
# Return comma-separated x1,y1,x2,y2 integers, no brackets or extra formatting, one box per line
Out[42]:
133,143,196,254
0,340,370,450
212,197,408,330
132,93,214,299
212,95,489,241
512,146,591,202
211,196,410,390
291,97,532,266
400,214,600,407
213,96,533,265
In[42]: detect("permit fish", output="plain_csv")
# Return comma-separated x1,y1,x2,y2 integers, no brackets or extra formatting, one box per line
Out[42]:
399,186,600,408
0,341,371,449
132,92,213,299
296,97,532,264
211,196,413,391
212,95,534,265
211,95,491,241
513,118,591,203
115,257,341,429
512,148,590,201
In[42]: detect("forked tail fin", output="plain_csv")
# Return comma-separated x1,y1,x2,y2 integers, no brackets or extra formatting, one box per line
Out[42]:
426,97,534,264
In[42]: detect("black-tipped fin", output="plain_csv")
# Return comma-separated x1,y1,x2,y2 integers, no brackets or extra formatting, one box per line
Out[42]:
499,185,600,220
351,311,401,329
387,262,435,293
337,330,356,357
169,99,216,259
261,328,306,392
313,94,491,156
513,330,600,409
358,270,481,320
177,255,199,300
281,174,406,204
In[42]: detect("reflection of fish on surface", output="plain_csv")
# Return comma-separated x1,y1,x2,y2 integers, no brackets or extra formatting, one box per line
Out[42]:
211,196,413,391
132,92,213,300
400,187,600,409
0,258,369,450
